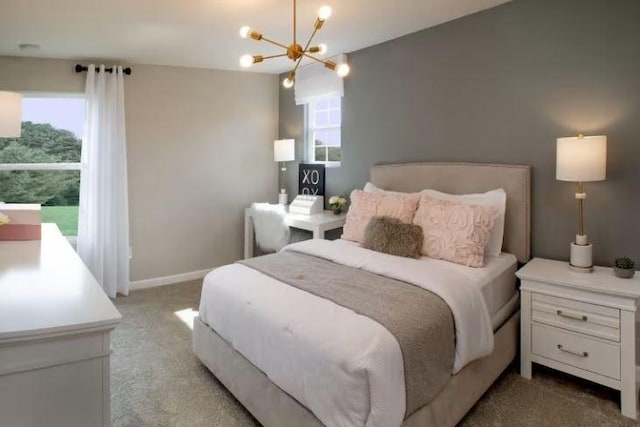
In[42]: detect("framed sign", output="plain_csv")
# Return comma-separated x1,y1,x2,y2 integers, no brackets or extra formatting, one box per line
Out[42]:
298,163,325,196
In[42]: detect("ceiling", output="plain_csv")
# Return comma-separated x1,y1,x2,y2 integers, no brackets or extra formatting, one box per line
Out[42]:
0,0,512,73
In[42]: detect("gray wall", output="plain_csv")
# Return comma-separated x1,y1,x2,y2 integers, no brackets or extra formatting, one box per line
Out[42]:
1,56,279,282
279,0,640,266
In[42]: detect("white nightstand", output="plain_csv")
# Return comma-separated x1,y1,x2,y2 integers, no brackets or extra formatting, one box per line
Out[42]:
517,258,640,419
244,208,347,259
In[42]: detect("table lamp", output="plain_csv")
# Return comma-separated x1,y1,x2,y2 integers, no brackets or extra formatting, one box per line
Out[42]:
274,139,295,205
556,134,607,272
0,91,23,137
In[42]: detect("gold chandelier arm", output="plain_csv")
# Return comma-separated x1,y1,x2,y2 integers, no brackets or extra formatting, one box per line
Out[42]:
300,52,328,64
260,36,290,51
290,52,306,76
296,50,338,72
262,53,288,60
302,28,319,54
293,0,297,47
290,26,319,76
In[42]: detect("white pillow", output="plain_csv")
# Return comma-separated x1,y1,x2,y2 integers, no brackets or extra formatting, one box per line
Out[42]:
363,182,416,196
364,182,506,256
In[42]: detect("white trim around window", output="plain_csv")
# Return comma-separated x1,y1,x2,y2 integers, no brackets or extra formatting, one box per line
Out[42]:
307,94,342,166
0,163,82,171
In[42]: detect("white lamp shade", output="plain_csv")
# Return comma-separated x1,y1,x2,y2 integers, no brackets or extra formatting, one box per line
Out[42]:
0,91,23,138
274,139,295,162
556,135,607,182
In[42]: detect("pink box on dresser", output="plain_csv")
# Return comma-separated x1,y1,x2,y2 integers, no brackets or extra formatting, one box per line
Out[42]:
0,204,42,240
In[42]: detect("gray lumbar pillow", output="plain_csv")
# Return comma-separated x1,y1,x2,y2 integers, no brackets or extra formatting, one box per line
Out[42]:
362,216,424,259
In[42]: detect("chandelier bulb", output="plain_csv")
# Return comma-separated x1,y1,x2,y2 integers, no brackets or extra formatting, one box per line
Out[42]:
336,63,350,77
239,26,251,39
318,43,328,54
240,54,254,68
283,77,294,89
318,6,332,21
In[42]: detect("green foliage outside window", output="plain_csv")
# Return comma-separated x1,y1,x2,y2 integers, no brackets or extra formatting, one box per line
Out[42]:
0,122,81,206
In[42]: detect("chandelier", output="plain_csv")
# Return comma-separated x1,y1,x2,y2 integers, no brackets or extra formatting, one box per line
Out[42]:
238,0,350,88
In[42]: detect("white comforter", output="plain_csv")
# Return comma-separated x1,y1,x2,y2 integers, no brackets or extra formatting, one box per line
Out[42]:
198,239,494,427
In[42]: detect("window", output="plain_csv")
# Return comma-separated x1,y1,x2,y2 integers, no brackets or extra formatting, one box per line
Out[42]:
0,95,85,236
307,95,341,164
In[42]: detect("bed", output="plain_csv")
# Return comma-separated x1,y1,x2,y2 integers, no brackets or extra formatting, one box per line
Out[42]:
194,162,531,427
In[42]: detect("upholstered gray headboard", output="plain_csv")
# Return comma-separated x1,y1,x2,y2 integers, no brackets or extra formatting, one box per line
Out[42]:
371,162,531,263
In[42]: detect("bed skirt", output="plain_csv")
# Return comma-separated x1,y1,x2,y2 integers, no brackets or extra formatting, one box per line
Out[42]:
193,311,520,427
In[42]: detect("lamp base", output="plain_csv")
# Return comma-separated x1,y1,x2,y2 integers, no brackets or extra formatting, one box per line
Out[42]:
569,264,594,273
569,240,593,273
278,190,288,205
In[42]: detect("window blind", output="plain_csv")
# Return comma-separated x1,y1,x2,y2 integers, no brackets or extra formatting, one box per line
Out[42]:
294,53,347,105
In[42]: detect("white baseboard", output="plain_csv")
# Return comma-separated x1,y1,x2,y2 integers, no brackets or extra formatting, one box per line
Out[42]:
130,268,213,291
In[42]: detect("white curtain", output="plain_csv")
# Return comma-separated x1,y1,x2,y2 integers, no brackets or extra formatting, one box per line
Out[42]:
295,53,346,105
77,65,130,297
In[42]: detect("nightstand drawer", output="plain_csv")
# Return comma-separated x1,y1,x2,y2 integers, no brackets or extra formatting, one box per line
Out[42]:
532,324,620,380
532,294,620,342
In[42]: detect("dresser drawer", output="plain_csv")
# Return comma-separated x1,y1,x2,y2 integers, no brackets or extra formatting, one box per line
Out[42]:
0,331,108,376
531,294,620,342
532,324,620,380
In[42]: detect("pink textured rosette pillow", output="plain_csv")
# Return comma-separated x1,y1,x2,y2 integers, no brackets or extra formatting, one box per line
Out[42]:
342,190,419,243
413,195,499,267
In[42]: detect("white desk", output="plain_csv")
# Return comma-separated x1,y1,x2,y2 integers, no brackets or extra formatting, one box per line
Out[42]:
0,224,121,427
244,208,347,259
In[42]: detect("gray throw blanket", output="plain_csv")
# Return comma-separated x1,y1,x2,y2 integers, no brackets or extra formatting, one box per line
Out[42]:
239,251,455,417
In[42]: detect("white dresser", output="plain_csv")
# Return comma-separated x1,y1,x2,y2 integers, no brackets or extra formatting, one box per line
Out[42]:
518,258,640,419
0,224,121,427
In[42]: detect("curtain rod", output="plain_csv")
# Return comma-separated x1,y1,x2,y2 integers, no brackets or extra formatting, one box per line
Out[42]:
75,64,132,75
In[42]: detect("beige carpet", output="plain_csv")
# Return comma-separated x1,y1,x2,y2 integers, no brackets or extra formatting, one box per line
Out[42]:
112,281,639,427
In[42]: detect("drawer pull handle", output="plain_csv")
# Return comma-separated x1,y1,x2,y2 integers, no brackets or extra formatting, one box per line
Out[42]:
557,344,588,358
556,310,588,322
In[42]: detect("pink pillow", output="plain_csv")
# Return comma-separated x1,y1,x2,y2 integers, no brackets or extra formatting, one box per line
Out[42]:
413,195,499,267
342,190,419,243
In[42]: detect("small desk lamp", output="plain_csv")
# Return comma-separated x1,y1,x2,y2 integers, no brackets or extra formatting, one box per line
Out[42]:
274,139,295,204
556,134,607,272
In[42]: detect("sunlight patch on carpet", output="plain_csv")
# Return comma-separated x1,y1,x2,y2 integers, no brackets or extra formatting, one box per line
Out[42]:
174,308,199,330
